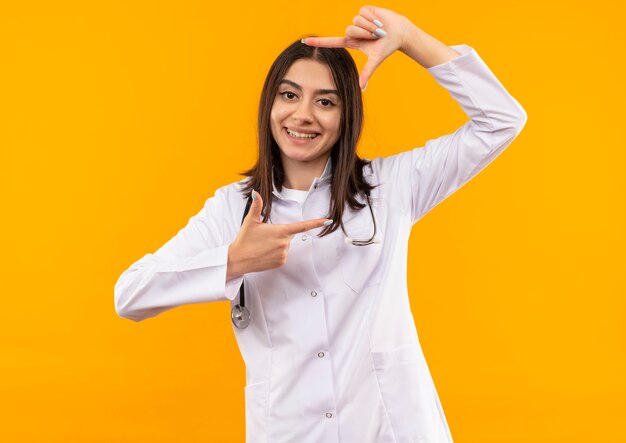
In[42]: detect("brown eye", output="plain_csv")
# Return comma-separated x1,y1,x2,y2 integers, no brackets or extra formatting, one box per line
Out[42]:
319,99,335,107
280,91,296,100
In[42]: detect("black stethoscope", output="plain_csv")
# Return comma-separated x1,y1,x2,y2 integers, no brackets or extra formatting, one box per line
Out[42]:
231,189,378,329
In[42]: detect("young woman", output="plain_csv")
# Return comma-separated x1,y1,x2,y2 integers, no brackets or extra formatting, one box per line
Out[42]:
115,5,527,442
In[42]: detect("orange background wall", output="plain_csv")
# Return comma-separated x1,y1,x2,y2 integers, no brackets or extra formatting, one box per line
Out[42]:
1,1,624,442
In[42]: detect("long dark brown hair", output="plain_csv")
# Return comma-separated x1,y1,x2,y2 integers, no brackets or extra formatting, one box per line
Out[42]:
239,35,377,237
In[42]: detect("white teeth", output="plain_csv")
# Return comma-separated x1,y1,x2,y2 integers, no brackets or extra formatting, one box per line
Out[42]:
287,128,318,139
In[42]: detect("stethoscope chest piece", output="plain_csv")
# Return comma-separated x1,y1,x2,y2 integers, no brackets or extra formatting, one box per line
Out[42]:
231,304,250,329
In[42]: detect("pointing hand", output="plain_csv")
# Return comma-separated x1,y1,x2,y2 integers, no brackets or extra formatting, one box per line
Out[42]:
227,191,332,279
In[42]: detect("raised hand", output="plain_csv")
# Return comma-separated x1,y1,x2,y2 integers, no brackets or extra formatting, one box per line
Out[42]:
226,191,333,280
302,5,415,90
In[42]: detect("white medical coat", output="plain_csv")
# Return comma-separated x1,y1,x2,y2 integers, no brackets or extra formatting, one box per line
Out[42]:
114,44,527,443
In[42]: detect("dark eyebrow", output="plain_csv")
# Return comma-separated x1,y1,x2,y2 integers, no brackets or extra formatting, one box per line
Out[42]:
279,79,339,96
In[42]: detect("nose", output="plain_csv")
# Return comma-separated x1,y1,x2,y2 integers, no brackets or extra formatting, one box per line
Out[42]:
291,98,314,123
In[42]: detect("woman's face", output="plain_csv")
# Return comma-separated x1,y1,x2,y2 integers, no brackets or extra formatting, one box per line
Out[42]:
270,59,342,168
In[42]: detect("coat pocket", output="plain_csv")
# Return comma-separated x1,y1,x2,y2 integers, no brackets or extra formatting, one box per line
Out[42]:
244,379,270,443
372,344,445,442
340,222,384,294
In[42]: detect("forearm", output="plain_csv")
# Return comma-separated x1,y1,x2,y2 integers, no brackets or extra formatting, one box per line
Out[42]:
114,244,234,321
399,21,461,69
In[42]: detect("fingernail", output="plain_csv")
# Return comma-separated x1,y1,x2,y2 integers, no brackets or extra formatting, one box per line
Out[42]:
301,38,307,45
251,190,257,201
373,19,383,27
361,81,368,93
374,28,386,37
323,219,333,226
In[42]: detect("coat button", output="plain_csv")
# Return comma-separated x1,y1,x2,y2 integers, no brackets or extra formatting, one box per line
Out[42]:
318,351,325,358
311,290,317,297
301,234,307,241
325,412,333,418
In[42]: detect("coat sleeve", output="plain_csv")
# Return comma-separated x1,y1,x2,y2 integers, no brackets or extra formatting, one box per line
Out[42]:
374,44,528,225
114,185,244,322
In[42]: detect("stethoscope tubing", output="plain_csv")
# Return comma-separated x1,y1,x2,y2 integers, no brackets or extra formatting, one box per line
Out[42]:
231,194,253,329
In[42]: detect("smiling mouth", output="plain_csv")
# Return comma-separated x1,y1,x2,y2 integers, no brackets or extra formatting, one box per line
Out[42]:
286,128,320,139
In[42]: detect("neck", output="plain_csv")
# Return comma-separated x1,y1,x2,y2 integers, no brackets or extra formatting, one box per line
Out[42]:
281,154,329,191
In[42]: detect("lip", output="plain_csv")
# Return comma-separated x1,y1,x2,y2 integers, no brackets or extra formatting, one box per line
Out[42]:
284,127,320,145
287,127,320,135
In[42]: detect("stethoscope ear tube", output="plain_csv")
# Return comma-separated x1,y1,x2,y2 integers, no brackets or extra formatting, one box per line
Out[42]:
231,192,254,329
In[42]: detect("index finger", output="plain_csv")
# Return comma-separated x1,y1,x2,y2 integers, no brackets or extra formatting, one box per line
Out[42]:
302,37,347,48
280,218,333,236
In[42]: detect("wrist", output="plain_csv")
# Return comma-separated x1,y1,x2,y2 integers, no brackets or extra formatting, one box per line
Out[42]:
226,243,244,281
399,23,461,69
398,18,424,55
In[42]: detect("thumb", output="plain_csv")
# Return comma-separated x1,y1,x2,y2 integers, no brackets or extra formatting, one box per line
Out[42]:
245,190,264,224
360,56,383,91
